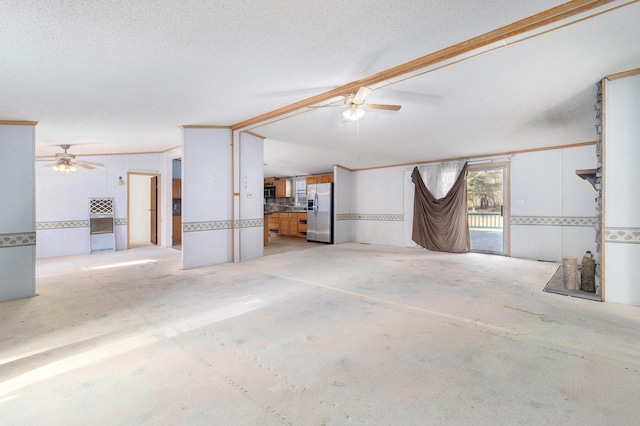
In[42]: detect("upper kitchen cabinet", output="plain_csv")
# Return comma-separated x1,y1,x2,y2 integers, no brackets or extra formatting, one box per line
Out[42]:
172,178,181,198
318,174,333,183
305,173,334,191
275,179,291,198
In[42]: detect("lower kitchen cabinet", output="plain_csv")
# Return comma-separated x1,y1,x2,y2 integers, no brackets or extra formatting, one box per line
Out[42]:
268,213,279,236
268,212,306,238
172,216,181,244
297,215,307,238
279,213,293,236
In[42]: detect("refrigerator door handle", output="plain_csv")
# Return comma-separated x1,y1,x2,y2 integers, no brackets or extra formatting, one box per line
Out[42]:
314,193,318,214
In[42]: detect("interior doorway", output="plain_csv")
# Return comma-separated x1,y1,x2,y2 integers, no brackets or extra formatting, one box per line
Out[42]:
128,172,160,249
171,159,181,249
466,163,509,255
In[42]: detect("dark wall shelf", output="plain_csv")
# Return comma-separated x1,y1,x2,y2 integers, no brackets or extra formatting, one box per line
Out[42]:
576,168,599,191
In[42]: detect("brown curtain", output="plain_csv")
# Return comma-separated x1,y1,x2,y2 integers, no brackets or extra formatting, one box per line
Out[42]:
411,164,470,253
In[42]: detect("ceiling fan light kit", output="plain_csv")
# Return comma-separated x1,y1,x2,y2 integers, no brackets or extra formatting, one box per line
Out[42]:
53,160,77,174
44,144,105,174
343,107,365,121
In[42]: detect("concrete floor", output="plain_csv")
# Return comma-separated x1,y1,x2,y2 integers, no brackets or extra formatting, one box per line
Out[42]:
1,243,639,425
264,236,326,257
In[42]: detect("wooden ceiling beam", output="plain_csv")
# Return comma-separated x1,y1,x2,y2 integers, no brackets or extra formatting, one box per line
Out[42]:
231,0,615,131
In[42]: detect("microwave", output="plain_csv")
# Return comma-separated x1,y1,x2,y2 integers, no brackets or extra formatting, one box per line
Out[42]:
264,185,275,198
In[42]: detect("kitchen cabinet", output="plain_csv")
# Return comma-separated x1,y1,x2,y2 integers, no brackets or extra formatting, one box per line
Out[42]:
172,178,181,198
264,214,268,246
267,213,279,236
172,216,182,243
297,213,307,238
172,178,182,244
275,179,291,198
305,174,333,192
271,212,306,237
279,213,293,236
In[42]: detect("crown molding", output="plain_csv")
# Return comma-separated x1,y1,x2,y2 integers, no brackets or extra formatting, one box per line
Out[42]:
0,120,38,126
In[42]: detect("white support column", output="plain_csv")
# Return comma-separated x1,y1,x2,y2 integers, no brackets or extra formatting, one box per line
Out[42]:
0,121,37,302
238,131,264,261
335,165,354,244
181,126,232,270
602,71,640,306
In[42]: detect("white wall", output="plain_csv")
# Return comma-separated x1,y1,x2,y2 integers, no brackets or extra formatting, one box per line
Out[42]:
36,153,162,258
350,166,406,247
0,123,36,302
172,159,181,178
510,145,596,261
342,145,596,264
239,132,264,261
334,166,353,244
603,73,640,306
181,128,232,269
129,174,151,242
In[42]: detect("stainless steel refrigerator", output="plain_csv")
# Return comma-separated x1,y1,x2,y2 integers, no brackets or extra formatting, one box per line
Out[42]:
307,182,333,243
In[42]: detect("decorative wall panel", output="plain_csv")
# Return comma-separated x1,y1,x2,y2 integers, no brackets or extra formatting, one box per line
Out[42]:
37,220,89,229
605,227,640,244
0,232,36,248
510,216,596,227
37,218,127,229
182,219,263,232
337,213,404,221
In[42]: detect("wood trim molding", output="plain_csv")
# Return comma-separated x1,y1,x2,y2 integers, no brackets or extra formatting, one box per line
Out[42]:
0,120,38,126
334,164,354,172
231,0,615,131
127,171,161,176
180,125,232,129
160,144,182,153
350,141,597,172
242,130,266,140
36,147,182,159
605,67,640,80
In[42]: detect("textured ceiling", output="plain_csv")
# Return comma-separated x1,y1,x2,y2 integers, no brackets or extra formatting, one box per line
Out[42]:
1,1,639,177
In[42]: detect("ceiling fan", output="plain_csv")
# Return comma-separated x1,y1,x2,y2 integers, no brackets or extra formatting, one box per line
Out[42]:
309,86,401,121
340,87,401,122
42,144,105,174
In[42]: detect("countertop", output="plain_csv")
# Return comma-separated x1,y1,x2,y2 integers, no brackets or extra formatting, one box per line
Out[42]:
264,209,308,215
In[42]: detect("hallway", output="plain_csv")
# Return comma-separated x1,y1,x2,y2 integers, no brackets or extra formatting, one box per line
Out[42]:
1,244,639,424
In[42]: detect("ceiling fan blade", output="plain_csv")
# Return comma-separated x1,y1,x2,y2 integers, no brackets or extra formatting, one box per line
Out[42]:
75,163,96,170
352,87,372,104
72,159,104,167
40,162,57,167
363,104,402,111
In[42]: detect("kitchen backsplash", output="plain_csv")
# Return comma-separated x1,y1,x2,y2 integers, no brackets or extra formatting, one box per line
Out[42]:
265,197,306,212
